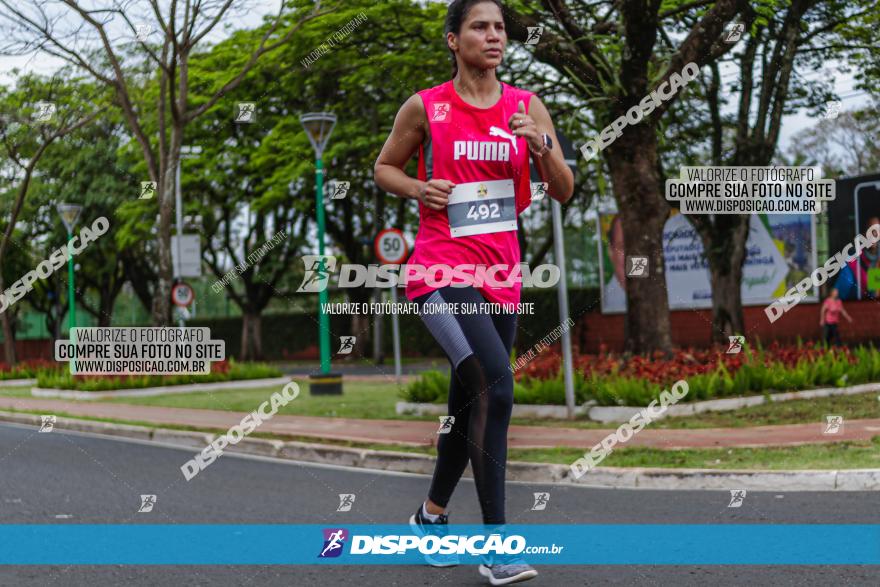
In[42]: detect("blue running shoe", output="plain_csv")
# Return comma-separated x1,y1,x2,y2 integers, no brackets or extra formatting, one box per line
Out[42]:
408,503,459,567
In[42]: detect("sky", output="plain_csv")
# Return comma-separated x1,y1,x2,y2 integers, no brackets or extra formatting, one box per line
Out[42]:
0,0,282,86
0,1,870,154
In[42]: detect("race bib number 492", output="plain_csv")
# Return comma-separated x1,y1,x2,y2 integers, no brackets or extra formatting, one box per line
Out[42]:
446,179,516,238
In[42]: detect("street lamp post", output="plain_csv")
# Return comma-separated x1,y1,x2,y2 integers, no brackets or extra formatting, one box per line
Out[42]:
57,203,83,375
300,112,342,394
56,204,83,333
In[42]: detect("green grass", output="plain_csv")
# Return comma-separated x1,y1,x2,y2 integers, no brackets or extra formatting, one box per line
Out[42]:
3,407,877,470
511,389,880,430
0,384,34,397
507,437,880,470
101,380,418,420
0,379,413,419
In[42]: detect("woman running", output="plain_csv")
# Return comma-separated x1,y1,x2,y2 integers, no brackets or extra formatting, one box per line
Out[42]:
374,0,573,583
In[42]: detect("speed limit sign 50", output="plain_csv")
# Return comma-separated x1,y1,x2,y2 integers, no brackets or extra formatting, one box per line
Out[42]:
171,282,195,307
374,229,409,265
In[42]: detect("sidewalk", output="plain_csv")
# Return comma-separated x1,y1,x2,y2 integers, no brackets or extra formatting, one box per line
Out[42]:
2,397,878,449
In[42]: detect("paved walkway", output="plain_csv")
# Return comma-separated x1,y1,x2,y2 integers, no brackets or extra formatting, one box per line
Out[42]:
1,397,879,449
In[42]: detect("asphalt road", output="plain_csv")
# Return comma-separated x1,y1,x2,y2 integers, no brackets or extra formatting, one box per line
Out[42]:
0,422,878,586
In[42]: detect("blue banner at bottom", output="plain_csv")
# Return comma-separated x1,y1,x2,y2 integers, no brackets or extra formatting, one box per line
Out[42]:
0,524,877,565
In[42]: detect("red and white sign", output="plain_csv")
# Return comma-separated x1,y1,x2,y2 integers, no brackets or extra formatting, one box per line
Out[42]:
374,229,408,265
171,282,195,307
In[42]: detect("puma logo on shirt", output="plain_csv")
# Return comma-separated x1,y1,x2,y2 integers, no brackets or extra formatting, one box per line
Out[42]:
452,126,518,162
488,126,518,155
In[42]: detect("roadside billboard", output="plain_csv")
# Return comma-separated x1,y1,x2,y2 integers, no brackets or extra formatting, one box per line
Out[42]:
598,212,817,313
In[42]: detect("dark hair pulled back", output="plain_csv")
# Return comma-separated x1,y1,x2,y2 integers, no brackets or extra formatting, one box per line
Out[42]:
444,0,504,78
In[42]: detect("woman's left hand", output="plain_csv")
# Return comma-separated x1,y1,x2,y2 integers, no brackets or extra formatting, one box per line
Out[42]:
508,100,542,153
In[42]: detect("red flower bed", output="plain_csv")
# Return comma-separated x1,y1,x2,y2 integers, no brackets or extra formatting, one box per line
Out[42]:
212,359,231,375
0,358,56,371
516,342,854,384
0,359,60,378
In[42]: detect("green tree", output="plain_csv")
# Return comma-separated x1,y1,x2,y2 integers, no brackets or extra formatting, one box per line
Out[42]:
787,101,880,177
25,109,135,328
502,0,747,352
179,0,452,359
0,0,337,327
0,72,100,364
684,0,878,342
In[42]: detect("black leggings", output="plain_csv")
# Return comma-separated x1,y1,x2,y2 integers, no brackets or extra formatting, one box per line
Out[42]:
414,285,517,525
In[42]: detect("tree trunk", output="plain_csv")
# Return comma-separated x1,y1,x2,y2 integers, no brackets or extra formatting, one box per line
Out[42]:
607,126,673,354
123,255,155,314
697,215,750,343
98,294,113,327
0,270,15,364
50,302,62,342
0,309,15,366
709,266,745,342
153,140,178,327
240,311,263,361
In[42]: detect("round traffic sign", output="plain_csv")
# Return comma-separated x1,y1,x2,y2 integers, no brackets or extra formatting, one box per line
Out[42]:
374,229,408,265
171,282,195,307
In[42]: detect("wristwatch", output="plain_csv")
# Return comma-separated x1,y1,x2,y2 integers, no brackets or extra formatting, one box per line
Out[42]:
530,133,553,158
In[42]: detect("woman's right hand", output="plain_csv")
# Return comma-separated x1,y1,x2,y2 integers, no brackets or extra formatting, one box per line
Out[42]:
417,179,456,210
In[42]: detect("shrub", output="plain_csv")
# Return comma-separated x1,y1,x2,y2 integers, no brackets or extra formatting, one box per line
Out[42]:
403,344,880,407
403,367,594,406
514,369,590,405
402,370,450,403
35,359,282,391
0,359,61,380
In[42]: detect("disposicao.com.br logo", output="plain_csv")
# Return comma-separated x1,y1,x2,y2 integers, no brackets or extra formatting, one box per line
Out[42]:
296,255,560,292
316,527,562,559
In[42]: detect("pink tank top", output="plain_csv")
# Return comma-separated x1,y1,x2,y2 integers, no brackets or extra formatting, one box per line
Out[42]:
405,80,534,304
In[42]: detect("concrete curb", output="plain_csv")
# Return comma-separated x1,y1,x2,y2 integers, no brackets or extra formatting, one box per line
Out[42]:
1,410,876,491
31,376,291,400
400,382,880,423
0,378,37,387
588,382,880,423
